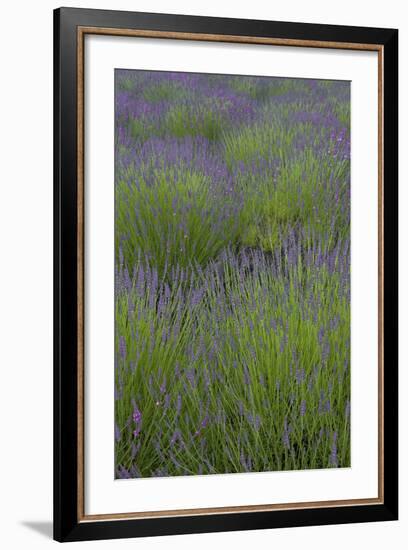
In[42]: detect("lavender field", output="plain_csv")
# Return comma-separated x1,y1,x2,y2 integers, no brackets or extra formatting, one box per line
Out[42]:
114,70,350,479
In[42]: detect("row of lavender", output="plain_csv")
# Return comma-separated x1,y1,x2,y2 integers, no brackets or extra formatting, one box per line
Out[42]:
114,70,350,478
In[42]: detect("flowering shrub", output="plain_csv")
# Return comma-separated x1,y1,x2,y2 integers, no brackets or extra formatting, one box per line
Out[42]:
114,70,350,478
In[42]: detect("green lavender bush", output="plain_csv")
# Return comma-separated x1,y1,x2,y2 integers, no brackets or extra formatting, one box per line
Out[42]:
114,70,351,478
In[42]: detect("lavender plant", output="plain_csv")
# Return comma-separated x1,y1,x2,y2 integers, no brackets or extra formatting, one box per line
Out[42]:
114,69,351,478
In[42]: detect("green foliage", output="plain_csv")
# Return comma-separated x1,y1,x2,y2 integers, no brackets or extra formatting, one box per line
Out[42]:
117,77,135,92
223,121,296,167
229,76,309,101
115,253,350,475
142,81,186,103
116,167,241,279
114,70,351,477
330,99,350,128
232,136,350,251
165,103,226,140
127,118,150,141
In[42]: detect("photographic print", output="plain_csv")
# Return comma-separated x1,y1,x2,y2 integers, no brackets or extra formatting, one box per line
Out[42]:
114,69,351,479
54,9,398,541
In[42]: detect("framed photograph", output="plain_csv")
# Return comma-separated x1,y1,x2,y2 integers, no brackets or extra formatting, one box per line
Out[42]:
53,7,398,542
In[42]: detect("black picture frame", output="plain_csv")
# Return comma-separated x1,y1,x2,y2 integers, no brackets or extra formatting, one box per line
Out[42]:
54,7,398,542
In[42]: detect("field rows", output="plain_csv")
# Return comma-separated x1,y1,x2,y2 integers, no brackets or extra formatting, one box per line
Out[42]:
114,70,351,478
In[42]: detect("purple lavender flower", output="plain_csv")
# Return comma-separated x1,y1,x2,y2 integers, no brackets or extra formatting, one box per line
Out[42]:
194,415,209,438
295,368,305,384
132,403,142,438
119,336,126,361
117,465,131,479
115,423,121,442
329,432,338,467
282,417,290,450
345,399,351,420
114,70,351,479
